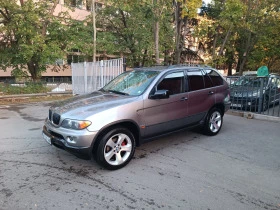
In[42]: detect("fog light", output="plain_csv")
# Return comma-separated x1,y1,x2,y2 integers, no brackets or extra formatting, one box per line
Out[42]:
248,102,251,105
66,136,77,144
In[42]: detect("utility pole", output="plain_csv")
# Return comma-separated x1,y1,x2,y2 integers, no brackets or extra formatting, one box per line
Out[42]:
92,0,96,62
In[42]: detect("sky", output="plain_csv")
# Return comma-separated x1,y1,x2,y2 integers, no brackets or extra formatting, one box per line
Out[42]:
203,0,212,5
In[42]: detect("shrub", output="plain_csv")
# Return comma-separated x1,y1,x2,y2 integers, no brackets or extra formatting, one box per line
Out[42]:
0,82,49,95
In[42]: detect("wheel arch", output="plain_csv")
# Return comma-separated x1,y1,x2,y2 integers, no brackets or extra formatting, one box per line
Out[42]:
91,120,140,156
211,103,225,116
201,103,225,125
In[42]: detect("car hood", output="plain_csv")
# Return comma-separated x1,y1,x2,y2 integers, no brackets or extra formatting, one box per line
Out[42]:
50,91,138,118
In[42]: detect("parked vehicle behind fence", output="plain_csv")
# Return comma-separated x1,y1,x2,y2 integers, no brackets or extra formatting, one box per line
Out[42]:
42,65,231,170
229,74,280,112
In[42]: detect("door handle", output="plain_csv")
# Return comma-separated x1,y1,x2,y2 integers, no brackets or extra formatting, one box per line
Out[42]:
208,91,214,95
180,97,188,101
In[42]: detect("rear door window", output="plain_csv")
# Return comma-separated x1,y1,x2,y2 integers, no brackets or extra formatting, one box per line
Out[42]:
187,70,204,91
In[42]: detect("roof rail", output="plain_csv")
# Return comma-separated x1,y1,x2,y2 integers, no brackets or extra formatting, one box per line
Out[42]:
135,64,213,69
168,64,211,68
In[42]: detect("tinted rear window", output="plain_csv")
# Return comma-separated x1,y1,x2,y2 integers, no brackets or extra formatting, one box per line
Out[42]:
205,70,224,86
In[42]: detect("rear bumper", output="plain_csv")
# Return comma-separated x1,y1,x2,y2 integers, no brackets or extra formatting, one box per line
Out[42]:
42,125,93,160
224,101,231,113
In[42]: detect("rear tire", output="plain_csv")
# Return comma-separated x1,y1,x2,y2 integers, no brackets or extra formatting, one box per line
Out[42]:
95,127,136,170
203,108,223,136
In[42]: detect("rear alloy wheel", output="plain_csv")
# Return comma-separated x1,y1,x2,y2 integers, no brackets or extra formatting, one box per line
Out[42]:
204,108,223,136
96,127,135,170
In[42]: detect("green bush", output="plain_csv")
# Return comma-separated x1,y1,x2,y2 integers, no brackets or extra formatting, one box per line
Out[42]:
0,82,50,95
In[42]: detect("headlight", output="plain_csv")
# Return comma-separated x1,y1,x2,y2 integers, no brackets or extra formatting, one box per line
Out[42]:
252,90,265,97
61,119,92,130
252,91,260,97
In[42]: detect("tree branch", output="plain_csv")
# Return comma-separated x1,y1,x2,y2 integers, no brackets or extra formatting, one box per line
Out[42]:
0,8,10,22
19,0,24,6
42,0,60,36
119,9,127,28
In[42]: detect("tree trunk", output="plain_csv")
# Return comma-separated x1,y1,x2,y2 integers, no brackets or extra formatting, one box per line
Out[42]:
27,60,40,81
239,31,252,75
212,30,218,67
142,49,148,66
154,21,160,64
218,24,233,56
163,49,170,66
226,50,234,76
153,0,160,64
92,0,96,62
212,33,218,58
174,1,183,64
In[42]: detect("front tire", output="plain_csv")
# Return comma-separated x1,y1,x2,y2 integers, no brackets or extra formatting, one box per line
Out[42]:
203,108,223,136
96,127,136,170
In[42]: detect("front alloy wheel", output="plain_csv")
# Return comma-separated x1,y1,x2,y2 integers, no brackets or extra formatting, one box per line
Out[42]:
96,127,135,170
204,108,223,136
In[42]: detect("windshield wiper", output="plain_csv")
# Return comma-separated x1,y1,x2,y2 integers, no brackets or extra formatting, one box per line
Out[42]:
108,89,129,96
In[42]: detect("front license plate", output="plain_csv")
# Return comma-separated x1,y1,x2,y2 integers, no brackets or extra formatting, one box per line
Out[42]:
231,103,242,108
42,132,51,145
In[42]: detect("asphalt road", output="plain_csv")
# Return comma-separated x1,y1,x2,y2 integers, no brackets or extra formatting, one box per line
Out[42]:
0,102,280,210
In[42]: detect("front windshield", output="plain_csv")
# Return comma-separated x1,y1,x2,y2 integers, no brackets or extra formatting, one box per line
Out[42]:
234,76,269,87
102,70,160,96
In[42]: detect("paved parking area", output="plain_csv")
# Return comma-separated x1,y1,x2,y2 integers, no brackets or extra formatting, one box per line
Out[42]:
0,102,280,210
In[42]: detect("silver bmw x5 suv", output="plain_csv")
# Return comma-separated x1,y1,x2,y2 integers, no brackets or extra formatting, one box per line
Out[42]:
43,65,231,170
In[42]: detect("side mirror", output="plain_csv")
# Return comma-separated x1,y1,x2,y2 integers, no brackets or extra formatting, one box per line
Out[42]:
150,90,170,99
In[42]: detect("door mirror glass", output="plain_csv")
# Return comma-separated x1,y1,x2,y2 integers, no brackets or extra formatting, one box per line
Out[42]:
150,90,170,99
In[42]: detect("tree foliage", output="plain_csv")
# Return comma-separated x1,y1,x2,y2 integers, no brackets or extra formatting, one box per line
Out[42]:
96,0,155,67
196,0,280,75
1,0,279,78
0,0,92,81
96,0,202,67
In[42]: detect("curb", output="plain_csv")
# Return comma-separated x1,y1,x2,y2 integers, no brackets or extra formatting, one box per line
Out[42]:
226,110,280,123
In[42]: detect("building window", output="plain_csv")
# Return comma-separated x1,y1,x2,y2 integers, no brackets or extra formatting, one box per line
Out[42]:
65,0,83,8
67,49,85,64
56,59,64,66
86,1,102,11
67,55,85,64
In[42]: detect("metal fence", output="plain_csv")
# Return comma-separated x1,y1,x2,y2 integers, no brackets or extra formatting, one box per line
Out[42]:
226,75,280,117
71,58,124,95
47,83,72,92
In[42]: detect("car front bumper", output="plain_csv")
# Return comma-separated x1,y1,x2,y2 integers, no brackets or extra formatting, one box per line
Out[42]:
42,119,98,160
230,97,260,111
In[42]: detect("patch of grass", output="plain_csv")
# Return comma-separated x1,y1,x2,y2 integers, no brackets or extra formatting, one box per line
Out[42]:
0,95,73,105
0,82,51,95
